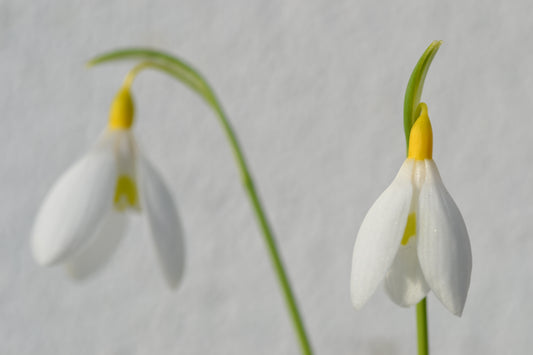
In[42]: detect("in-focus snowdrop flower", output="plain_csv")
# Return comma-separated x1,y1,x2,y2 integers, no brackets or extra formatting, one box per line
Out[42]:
351,103,471,316
31,87,184,288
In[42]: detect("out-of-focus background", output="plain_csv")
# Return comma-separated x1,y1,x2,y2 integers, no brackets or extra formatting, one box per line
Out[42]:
1,0,532,354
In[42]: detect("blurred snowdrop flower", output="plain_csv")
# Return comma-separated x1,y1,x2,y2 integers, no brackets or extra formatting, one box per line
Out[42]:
31,87,184,288
351,103,471,315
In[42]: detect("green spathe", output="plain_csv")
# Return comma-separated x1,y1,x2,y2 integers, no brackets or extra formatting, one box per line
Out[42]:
403,40,442,151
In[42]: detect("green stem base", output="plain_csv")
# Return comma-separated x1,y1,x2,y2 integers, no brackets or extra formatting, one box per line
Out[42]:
416,298,429,355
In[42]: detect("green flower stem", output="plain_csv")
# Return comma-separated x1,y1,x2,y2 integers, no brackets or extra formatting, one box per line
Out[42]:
89,50,313,355
198,81,314,355
416,298,429,355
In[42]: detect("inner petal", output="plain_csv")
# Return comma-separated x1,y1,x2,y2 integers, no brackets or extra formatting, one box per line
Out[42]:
385,237,430,307
109,130,140,212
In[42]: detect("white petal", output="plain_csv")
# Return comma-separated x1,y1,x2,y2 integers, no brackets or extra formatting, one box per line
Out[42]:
351,160,414,309
31,135,116,265
385,238,430,307
65,210,127,280
417,160,472,316
139,157,185,289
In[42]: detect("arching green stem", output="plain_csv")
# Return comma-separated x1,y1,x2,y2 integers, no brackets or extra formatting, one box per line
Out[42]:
88,49,313,355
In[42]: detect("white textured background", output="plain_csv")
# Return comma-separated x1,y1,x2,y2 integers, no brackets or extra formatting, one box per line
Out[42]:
1,0,532,354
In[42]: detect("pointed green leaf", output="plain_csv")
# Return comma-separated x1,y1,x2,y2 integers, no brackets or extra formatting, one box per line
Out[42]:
403,40,442,150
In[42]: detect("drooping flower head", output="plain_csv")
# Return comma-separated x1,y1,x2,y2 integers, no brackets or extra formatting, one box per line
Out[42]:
350,103,472,316
32,85,185,288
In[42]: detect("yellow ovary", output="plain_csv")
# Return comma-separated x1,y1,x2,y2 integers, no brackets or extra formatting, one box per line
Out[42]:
113,175,139,211
407,103,433,160
108,88,135,129
401,213,417,245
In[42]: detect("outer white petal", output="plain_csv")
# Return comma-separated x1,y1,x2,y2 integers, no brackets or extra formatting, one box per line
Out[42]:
417,160,472,316
31,134,116,265
351,160,414,309
385,238,430,307
139,156,185,289
65,210,127,280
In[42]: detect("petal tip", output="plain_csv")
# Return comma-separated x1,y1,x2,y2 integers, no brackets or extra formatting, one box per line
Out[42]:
162,268,184,290
31,232,61,266
447,302,465,317
65,266,93,281
166,279,180,290
350,280,372,310
350,296,365,310
443,296,467,317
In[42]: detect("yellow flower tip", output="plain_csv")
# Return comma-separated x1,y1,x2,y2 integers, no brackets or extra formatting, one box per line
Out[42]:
401,212,417,245
113,175,139,211
108,87,135,130
407,102,433,160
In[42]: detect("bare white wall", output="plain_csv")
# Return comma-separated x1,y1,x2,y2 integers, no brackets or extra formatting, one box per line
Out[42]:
1,0,532,354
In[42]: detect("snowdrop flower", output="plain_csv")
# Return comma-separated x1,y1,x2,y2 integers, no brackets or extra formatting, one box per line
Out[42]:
31,87,184,288
351,103,471,315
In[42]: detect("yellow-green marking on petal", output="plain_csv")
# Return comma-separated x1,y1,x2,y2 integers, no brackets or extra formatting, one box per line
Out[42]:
401,213,417,245
114,175,139,211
